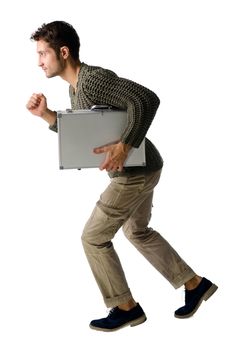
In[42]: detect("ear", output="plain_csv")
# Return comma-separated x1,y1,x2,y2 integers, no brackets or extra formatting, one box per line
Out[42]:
60,46,69,59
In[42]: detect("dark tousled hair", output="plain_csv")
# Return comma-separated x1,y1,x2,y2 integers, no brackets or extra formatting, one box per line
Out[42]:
30,21,80,61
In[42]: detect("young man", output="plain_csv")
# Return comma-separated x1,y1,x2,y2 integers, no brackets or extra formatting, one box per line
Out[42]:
26,21,218,332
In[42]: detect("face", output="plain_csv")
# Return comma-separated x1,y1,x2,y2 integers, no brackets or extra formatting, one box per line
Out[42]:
37,40,65,78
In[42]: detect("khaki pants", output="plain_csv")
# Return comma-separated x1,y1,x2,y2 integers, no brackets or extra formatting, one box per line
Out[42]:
81,170,196,308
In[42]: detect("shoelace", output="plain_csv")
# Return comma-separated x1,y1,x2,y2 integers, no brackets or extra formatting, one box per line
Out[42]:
107,307,122,319
108,307,117,315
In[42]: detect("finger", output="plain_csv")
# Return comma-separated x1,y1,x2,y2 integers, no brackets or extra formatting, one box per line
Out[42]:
99,157,109,170
99,152,112,170
117,164,123,172
100,160,122,172
26,99,40,110
26,101,36,110
112,162,123,172
93,146,107,154
32,93,43,99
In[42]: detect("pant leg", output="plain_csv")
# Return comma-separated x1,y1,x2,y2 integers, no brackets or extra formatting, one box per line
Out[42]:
81,172,153,308
81,205,133,308
122,178,196,288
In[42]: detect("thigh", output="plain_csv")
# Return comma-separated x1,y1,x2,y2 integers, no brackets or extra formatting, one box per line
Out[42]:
122,169,162,235
83,170,162,243
99,170,161,218
82,175,145,244
97,174,147,220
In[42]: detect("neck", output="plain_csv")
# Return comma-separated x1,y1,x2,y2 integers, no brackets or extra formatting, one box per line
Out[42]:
59,60,81,90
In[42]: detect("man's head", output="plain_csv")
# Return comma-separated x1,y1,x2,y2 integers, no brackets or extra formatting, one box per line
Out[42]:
31,21,80,78
31,21,80,61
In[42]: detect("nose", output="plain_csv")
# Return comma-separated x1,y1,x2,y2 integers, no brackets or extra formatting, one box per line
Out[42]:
38,57,43,67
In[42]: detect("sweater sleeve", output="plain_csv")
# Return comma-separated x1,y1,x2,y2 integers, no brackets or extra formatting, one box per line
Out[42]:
49,117,58,132
81,68,160,148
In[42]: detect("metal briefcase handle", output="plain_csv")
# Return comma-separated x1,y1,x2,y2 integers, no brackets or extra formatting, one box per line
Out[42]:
91,105,113,111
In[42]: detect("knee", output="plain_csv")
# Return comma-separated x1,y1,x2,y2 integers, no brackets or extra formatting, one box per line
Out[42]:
81,226,94,248
81,229,97,254
122,223,134,241
123,221,143,240
81,230,87,246
81,225,112,250
123,223,155,242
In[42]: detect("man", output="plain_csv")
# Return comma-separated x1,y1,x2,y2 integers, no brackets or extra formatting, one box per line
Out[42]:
26,21,217,332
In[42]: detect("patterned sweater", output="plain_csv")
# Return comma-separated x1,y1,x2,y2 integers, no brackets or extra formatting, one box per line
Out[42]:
50,62,163,176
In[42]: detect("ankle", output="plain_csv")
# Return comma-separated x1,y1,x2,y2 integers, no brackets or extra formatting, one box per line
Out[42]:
118,299,137,311
185,275,202,290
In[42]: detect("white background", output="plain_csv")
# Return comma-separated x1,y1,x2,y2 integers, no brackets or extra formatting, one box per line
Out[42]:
0,0,231,349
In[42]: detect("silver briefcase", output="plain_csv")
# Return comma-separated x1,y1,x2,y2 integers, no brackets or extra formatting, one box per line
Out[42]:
57,106,146,170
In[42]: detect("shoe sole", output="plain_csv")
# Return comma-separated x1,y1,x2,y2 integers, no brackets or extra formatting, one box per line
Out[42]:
89,314,147,332
174,283,218,319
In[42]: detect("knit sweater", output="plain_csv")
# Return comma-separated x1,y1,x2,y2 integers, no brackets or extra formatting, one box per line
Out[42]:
50,62,163,176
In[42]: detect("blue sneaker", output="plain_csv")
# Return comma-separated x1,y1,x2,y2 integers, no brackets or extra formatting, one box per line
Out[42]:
89,303,147,332
175,277,218,318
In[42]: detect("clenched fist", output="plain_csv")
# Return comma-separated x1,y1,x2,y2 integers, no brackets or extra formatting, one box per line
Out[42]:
26,93,47,117
26,93,56,126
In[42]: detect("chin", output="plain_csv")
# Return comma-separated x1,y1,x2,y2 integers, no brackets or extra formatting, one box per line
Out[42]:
46,73,56,78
